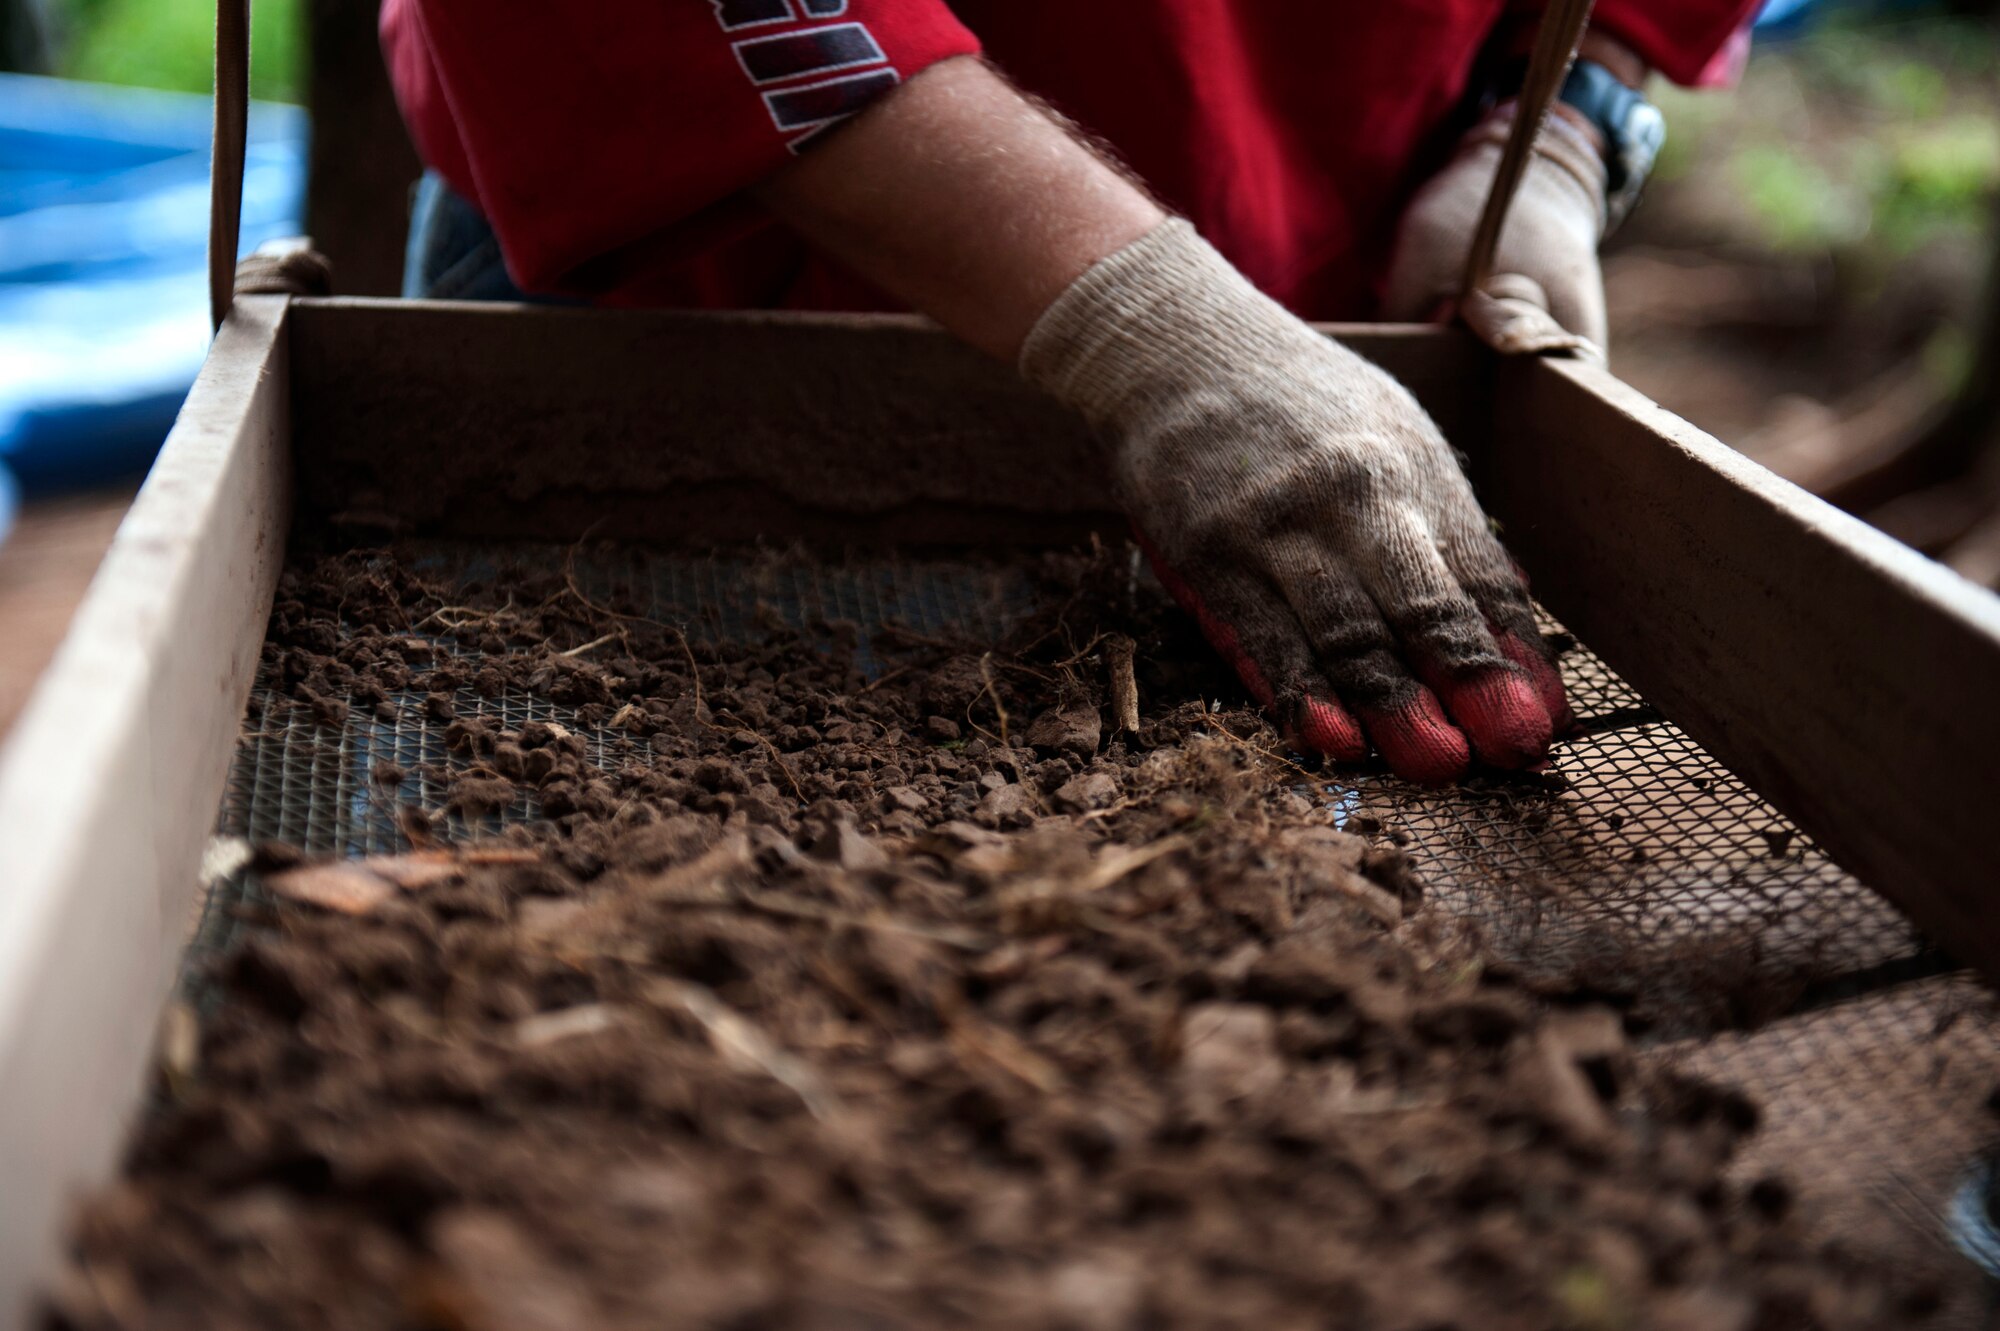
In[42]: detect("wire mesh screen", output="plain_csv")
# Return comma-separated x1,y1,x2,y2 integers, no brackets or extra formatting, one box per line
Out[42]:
218,547,1032,855
200,542,2000,1317
1355,653,1933,1034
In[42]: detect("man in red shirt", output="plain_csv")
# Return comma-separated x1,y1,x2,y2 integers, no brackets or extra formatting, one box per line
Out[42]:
381,1,1753,785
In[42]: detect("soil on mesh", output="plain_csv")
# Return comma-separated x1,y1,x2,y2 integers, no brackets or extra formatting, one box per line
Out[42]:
48,544,1941,1331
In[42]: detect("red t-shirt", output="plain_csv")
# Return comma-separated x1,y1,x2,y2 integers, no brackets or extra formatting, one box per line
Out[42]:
382,0,1754,318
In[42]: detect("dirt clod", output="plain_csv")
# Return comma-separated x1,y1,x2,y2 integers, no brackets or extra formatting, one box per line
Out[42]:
1026,701,1102,757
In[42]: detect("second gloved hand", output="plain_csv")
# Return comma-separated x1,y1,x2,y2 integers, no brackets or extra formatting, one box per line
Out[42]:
1385,103,1609,351
1022,219,1573,785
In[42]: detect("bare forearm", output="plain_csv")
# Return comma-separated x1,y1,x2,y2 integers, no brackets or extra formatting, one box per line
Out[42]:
752,56,1164,362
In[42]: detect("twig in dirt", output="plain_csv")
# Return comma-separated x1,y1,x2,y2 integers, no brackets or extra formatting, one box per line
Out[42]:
936,988,1063,1094
1206,715,1324,785
991,659,1057,685
1105,634,1140,734
1046,631,1107,670
557,544,706,712
415,598,521,634
557,630,624,658
668,623,705,714
714,717,807,803
978,651,1010,746
645,976,836,1119
858,662,917,695
736,888,994,952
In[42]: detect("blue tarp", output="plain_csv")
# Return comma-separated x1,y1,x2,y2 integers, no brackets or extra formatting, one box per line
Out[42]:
0,74,306,543
1756,0,1823,29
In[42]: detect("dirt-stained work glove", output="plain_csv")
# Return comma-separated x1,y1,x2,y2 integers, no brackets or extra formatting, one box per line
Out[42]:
1022,219,1573,786
1385,104,1609,353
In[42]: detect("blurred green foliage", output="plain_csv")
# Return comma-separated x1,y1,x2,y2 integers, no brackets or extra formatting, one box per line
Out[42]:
1874,115,2000,253
50,0,302,103
1731,144,1870,251
1657,15,2000,261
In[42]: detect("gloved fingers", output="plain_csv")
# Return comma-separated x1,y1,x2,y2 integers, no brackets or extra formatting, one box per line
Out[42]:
1460,276,1600,360
1494,249,1609,354
1262,535,1470,785
1133,532,1367,761
1491,624,1574,738
1352,526,1555,771
1439,535,1578,737
1477,593,1576,739
1381,144,1493,326
1385,96,1610,352
1536,264,1610,352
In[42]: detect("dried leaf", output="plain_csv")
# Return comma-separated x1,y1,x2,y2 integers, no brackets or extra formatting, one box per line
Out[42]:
1074,835,1189,894
266,861,395,914
637,833,752,904
360,851,462,891
514,1003,618,1047
157,1000,200,1092
646,978,835,1119
944,1006,1064,1094
460,846,542,866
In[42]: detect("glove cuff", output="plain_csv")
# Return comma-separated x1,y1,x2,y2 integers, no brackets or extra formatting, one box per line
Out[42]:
1019,218,1328,429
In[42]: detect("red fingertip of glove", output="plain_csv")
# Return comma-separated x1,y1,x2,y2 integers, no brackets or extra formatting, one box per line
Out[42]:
1296,694,1367,761
1361,691,1471,787
1494,631,1576,736
1436,668,1554,769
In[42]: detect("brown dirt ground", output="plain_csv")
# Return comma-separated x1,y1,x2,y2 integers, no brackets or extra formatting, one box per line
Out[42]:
45,544,1947,1331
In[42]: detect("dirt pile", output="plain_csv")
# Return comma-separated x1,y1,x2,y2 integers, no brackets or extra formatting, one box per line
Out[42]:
47,546,1940,1330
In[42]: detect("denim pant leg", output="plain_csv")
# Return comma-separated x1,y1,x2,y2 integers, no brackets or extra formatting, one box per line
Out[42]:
402,171,538,302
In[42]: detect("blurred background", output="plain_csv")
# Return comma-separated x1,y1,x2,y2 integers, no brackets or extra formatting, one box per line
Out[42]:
0,0,1996,587
1610,2,2000,589
0,0,308,540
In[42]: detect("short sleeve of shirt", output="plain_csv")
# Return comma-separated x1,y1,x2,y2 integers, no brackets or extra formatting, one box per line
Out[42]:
382,1,982,294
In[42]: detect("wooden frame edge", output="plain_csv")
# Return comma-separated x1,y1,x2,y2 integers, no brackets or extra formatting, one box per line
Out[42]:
279,303,1489,546
1492,353,2000,977
0,298,292,1322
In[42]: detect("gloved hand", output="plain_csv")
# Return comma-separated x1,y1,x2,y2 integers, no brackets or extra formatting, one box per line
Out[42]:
1385,104,1609,352
1022,219,1573,785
